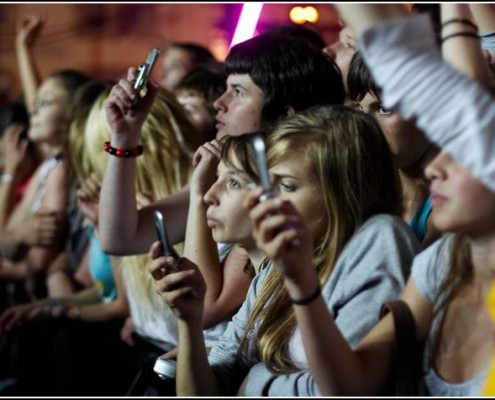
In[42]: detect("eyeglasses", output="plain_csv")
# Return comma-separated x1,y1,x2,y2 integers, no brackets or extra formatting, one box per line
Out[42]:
32,98,61,110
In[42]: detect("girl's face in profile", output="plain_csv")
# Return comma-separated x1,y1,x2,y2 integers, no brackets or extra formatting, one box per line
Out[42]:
203,160,256,248
426,152,495,237
269,152,326,245
29,77,69,145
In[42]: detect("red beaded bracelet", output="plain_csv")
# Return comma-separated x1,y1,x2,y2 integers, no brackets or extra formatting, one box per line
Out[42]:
103,141,143,158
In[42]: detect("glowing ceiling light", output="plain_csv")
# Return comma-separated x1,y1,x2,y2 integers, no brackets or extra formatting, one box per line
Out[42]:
230,3,264,49
289,6,306,24
304,6,319,24
290,5,319,25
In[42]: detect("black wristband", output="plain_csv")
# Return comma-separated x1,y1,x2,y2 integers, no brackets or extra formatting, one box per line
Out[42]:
441,31,480,44
291,285,321,306
441,18,478,31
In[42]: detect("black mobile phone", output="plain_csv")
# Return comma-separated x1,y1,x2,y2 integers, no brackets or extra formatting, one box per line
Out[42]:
153,210,179,259
134,47,160,97
250,133,275,202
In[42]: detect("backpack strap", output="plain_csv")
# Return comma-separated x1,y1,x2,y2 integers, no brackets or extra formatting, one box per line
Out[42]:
380,300,423,396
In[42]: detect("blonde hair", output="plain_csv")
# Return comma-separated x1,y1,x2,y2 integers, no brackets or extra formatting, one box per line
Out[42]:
67,79,114,183
83,87,197,310
238,105,402,373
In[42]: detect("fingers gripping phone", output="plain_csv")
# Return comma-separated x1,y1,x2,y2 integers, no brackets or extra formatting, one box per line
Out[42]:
250,133,301,247
134,47,160,98
153,210,179,260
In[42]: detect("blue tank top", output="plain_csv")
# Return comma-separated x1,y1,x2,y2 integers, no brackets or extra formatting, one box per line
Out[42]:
88,224,117,302
408,196,432,243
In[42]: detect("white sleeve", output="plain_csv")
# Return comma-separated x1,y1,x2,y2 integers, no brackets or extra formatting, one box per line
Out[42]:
359,14,495,193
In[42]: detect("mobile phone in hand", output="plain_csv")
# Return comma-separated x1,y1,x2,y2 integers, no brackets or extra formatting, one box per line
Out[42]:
153,210,179,260
250,134,301,247
134,47,160,98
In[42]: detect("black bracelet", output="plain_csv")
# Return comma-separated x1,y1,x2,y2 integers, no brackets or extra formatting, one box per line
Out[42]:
291,285,321,306
441,18,478,32
441,31,480,44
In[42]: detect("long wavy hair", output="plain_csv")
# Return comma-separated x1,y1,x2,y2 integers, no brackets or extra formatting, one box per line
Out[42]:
237,104,402,373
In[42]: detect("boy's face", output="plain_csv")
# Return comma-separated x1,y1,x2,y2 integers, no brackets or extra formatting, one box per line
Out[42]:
176,90,215,144
213,74,264,139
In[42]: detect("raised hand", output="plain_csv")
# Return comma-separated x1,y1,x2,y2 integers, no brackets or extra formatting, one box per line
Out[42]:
14,209,64,247
190,139,223,198
244,187,313,281
146,241,206,323
104,67,158,148
338,26,358,51
16,13,45,48
2,123,29,175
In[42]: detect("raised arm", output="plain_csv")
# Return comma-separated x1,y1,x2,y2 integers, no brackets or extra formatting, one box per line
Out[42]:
245,190,431,396
441,4,494,89
16,14,44,114
335,4,495,194
470,4,495,34
335,4,410,36
183,141,252,328
99,68,189,255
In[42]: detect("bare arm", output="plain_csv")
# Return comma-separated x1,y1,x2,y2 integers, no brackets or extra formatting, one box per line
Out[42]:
184,142,251,328
335,4,410,37
0,124,32,231
441,4,494,90
177,316,218,395
16,14,44,113
68,256,129,322
25,162,69,273
148,250,219,395
287,275,431,395
469,4,495,34
99,68,190,255
246,190,432,395
0,141,60,259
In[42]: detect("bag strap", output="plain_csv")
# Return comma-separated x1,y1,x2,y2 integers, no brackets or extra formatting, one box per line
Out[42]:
380,300,422,396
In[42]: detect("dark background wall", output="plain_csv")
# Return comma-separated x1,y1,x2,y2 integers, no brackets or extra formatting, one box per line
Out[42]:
0,3,342,103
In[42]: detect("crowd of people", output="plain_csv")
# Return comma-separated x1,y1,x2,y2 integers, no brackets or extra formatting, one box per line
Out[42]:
1,3,495,396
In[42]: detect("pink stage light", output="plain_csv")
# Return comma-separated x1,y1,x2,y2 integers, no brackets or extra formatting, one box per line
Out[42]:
229,3,264,49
